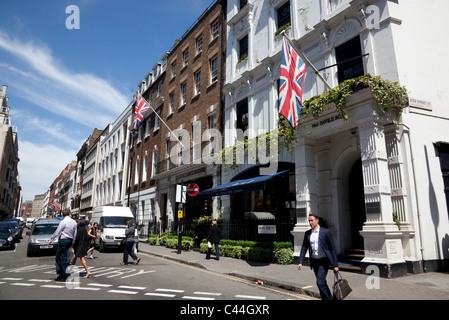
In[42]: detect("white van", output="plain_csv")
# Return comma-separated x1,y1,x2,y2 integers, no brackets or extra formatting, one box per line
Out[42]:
91,206,135,252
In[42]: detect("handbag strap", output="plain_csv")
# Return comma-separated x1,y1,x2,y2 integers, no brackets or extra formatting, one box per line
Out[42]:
334,271,342,282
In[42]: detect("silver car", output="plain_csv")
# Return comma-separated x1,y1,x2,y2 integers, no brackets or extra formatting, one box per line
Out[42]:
27,219,61,257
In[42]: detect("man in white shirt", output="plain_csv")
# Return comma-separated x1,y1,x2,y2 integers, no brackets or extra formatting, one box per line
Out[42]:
297,213,339,300
49,208,77,281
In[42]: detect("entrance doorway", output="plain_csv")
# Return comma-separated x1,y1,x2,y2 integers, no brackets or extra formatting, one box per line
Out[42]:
348,158,365,249
160,193,168,234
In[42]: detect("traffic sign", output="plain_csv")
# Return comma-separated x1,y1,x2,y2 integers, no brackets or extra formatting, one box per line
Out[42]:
186,183,199,196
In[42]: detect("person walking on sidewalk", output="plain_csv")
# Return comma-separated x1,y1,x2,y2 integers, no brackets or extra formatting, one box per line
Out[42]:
49,208,77,281
121,221,141,265
297,213,339,300
206,220,220,260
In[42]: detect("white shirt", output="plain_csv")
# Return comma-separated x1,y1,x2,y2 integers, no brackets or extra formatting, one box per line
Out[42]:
50,216,77,244
310,227,325,258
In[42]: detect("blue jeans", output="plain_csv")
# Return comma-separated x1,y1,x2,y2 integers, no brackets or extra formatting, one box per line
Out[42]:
206,243,220,260
55,238,72,279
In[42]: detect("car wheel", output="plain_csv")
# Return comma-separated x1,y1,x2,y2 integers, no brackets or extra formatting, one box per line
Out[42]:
99,239,105,253
27,247,34,257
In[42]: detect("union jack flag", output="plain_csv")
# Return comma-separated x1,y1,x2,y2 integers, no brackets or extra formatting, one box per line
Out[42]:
279,37,306,128
133,92,150,131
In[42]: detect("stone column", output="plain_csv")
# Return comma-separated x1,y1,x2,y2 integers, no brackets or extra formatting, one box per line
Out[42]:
291,138,316,257
357,119,406,277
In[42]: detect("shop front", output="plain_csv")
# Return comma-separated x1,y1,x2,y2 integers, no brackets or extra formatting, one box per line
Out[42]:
200,162,296,242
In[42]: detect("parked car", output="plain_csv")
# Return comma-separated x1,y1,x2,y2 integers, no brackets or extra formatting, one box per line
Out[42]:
0,220,21,242
0,225,15,250
4,218,24,237
27,219,61,257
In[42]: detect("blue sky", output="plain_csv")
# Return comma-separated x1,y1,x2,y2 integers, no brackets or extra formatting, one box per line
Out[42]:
0,0,215,201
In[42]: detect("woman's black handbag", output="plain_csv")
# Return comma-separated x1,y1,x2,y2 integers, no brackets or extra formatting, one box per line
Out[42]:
333,271,352,300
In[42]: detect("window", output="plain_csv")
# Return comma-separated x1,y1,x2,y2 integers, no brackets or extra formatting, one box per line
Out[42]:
134,157,140,185
142,154,148,182
335,36,364,83
236,98,249,137
169,92,174,115
210,57,218,83
145,119,150,137
277,1,291,29
181,82,187,105
211,20,219,40
157,82,163,96
239,35,248,60
208,113,216,155
435,142,449,217
166,139,171,170
151,149,157,177
183,51,189,67
148,91,153,104
192,121,201,162
154,112,160,132
194,70,201,95
240,0,248,9
171,62,176,79
196,37,203,55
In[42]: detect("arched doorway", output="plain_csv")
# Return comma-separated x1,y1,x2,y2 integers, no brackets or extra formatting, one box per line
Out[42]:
348,158,365,249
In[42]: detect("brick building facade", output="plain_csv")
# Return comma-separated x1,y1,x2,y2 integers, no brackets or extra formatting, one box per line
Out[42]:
127,0,226,235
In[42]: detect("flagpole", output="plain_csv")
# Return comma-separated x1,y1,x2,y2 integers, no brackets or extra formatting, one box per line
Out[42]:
281,32,332,90
134,91,186,149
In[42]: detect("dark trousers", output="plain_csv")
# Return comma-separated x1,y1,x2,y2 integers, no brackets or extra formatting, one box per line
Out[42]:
311,258,333,300
206,243,219,260
123,241,138,264
55,238,72,279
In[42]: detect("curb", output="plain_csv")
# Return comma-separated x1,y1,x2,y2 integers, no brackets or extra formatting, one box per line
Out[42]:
138,244,320,299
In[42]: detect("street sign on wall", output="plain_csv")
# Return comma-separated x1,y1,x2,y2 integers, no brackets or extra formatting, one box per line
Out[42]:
186,183,199,196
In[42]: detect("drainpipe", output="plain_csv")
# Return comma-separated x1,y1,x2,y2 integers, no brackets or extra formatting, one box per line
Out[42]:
406,127,426,271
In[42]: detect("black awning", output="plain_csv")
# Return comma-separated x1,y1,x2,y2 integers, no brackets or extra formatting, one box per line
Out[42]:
199,169,293,198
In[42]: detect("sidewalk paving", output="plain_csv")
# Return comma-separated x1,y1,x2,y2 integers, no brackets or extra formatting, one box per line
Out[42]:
138,241,449,300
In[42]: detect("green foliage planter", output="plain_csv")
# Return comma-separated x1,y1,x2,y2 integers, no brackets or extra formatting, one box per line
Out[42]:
200,240,294,264
300,73,408,121
148,234,193,251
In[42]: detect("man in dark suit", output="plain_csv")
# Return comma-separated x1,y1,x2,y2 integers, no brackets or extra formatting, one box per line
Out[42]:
297,213,339,300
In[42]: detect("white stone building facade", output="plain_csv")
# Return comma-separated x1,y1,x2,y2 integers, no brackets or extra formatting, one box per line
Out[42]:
221,0,449,276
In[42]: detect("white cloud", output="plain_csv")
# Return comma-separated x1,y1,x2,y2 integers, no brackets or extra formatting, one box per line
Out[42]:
18,141,77,201
0,30,128,122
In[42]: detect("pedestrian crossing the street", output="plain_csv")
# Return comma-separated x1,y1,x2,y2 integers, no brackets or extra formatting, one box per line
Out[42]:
0,266,291,300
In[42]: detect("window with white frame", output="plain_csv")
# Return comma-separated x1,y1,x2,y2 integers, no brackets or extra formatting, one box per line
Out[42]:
192,121,201,162
169,92,174,115
211,20,219,40
196,36,203,55
183,51,189,67
171,61,176,79
194,70,201,95
181,82,187,105
142,154,148,182
277,1,291,30
154,111,160,132
166,139,171,170
134,157,140,185
157,82,162,96
208,113,216,155
151,149,157,177
239,35,248,61
210,57,218,83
